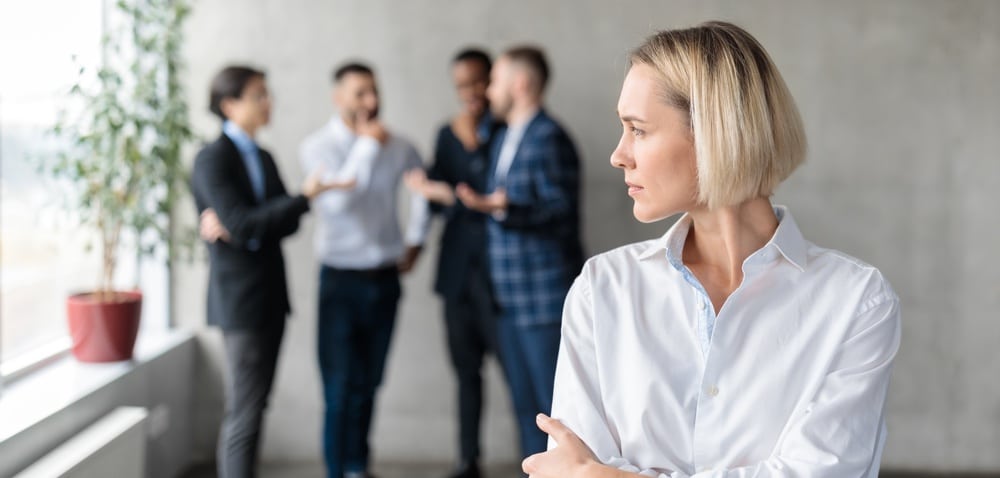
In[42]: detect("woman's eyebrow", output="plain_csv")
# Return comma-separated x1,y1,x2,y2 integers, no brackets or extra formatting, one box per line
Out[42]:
618,113,647,123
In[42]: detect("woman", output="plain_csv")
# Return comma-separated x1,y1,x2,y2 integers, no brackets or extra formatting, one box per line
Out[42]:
522,22,900,478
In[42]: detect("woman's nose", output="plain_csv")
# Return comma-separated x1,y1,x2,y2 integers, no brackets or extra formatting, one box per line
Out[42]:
610,137,632,169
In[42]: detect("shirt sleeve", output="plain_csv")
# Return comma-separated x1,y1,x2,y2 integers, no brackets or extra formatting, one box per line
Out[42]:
551,262,677,477
669,282,901,478
299,134,380,213
337,136,380,191
555,266,900,478
403,144,430,246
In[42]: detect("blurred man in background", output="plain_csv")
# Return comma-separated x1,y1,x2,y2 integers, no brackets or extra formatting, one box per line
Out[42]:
300,62,429,478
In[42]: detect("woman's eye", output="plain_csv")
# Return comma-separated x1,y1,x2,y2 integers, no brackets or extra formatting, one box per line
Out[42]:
630,126,645,137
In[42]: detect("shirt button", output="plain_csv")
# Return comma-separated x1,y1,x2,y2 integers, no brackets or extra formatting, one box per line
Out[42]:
698,300,707,311
707,385,719,397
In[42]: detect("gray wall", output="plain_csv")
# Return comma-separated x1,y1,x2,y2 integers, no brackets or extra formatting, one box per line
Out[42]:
173,0,1000,472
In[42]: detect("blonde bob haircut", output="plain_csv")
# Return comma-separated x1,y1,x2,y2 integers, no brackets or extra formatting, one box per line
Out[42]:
629,21,806,209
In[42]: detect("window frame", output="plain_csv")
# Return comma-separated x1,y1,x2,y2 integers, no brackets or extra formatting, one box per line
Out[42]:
0,0,176,394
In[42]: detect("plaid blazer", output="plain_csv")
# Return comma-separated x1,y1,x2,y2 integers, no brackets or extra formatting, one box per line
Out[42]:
486,110,584,326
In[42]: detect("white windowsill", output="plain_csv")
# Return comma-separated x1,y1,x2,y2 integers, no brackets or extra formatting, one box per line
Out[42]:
0,328,194,444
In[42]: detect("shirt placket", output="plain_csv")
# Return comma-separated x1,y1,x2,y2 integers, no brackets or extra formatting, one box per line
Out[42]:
687,274,722,474
668,247,735,474
688,251,771,474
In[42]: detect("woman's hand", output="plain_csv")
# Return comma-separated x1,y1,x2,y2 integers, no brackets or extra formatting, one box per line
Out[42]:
522,414,603,478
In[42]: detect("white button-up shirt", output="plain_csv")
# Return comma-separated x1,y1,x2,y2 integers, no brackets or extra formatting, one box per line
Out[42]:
550,206,900,477
299,116,429,269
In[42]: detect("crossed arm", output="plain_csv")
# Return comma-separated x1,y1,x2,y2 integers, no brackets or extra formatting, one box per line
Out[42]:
525,270,901,478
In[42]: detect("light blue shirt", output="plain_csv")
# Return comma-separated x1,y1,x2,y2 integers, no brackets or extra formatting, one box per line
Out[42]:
222,121,264,251
222,121,265,202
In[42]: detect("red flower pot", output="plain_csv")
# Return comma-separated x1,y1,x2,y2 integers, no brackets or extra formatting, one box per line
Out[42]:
66,290,142,362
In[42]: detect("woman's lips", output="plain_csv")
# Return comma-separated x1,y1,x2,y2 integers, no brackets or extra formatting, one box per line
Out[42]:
626,181,643,196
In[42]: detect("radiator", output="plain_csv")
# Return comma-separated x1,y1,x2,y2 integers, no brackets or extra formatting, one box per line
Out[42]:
14,407,148,478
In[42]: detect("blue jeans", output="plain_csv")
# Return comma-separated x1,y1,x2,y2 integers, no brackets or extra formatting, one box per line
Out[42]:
317,266,400,478
496,318,562,459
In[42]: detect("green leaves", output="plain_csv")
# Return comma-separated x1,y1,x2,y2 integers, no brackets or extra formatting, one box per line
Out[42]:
42,0,195,291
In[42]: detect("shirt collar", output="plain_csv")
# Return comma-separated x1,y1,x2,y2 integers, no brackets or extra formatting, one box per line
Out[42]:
638,205,807,272
222,120,257,154
768,206,807,271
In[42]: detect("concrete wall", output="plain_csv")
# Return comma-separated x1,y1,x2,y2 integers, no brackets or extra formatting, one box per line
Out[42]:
173,0,1000,472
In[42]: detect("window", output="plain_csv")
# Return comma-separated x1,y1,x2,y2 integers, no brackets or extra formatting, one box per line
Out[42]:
0,0,169,382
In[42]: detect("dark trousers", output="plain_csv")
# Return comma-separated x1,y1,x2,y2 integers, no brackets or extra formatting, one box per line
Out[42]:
442,258,497,462
496,318,561,459
218,318,286,478
318,265,401,478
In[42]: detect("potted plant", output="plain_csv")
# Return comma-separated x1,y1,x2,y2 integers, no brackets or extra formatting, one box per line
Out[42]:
42,0,194,362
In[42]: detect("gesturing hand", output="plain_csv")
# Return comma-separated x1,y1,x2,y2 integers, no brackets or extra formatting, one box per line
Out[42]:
303,169,357,200
200,208,230,243
403,169,456,206
522,414,602,478
455,183,507,215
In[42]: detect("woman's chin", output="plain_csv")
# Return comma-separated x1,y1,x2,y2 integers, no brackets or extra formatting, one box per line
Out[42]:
633,207,663,224
633,203,682,224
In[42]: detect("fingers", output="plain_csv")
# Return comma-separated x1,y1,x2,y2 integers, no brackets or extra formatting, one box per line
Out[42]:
324,178,357,191
522,453,541,475
403,169,426,192
488,189,508,209
454,183,473,202
302,170,321,198
200,223,224,242
200,209,219,241
200,208,218,223
535,414,570,443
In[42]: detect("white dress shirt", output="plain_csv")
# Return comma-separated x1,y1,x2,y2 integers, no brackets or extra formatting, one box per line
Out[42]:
550,206,900,477
299,116,429,269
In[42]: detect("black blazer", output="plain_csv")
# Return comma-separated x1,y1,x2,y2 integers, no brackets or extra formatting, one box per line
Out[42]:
428,123,493,299
190,134,310,330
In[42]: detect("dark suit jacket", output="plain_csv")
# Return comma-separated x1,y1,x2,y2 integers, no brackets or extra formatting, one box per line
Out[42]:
427,121,494,299
190,134,310,330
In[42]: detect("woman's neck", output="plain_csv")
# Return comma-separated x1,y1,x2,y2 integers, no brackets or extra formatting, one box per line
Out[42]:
683,197,778,290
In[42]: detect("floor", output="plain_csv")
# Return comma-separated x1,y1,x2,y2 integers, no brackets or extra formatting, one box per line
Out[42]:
181,462,524,478
179,462,1000,478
